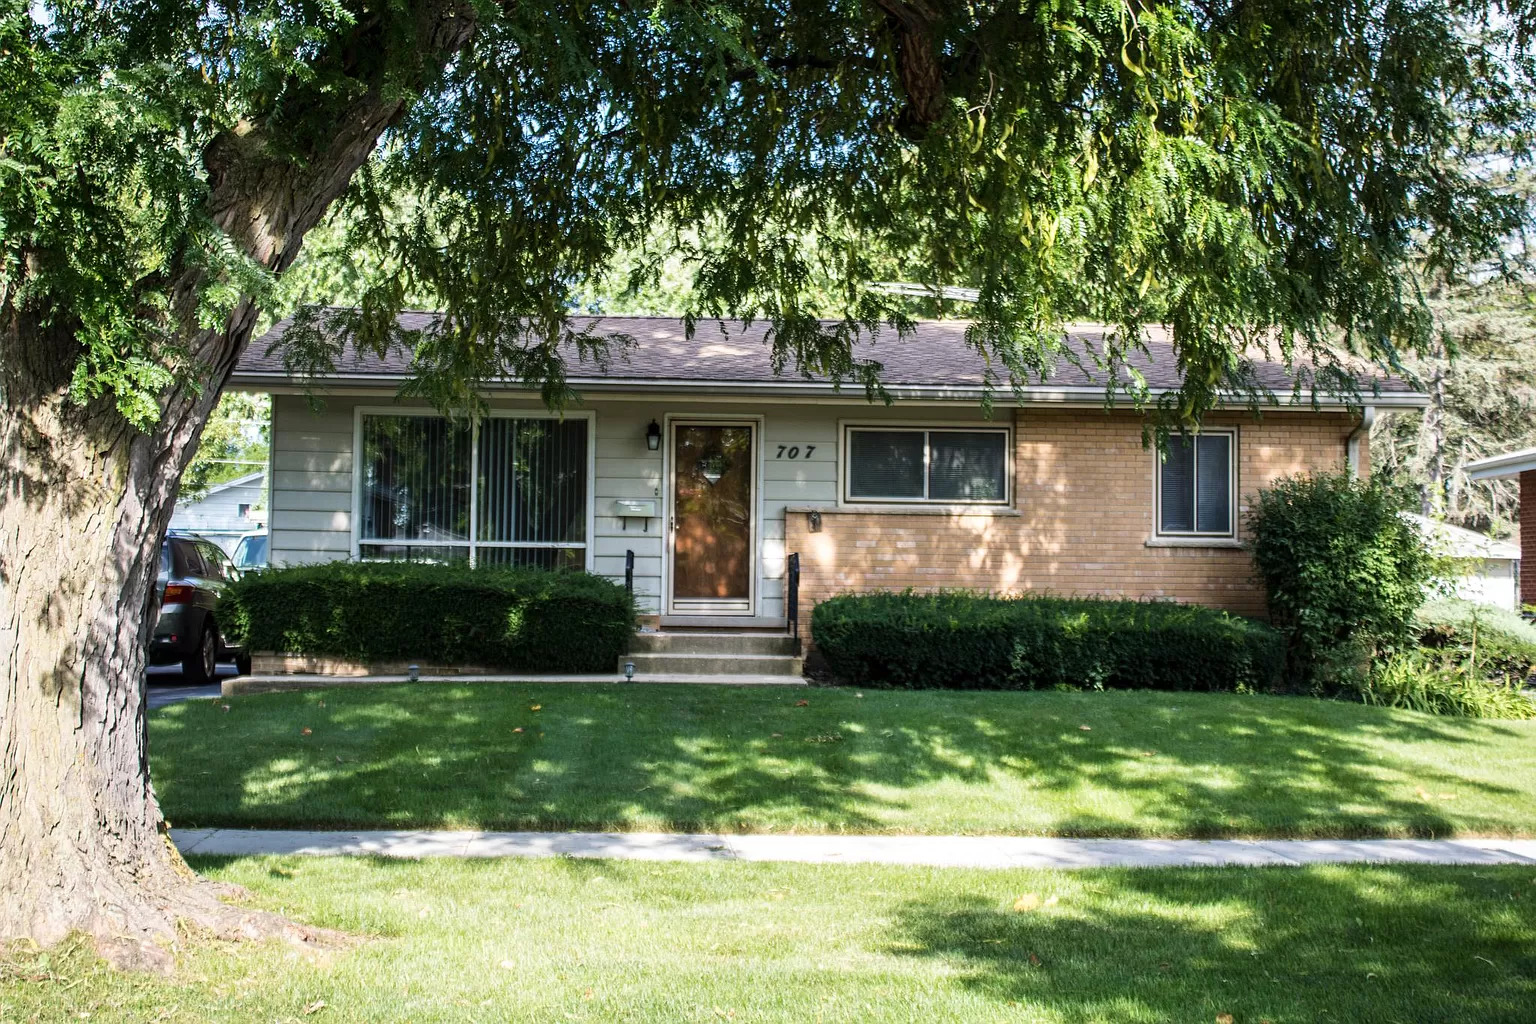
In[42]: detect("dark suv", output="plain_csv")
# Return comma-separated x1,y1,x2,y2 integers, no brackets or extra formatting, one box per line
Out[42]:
149,533,250,682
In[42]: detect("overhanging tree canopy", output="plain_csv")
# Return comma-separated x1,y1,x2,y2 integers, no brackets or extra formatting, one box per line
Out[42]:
2,0,1534,970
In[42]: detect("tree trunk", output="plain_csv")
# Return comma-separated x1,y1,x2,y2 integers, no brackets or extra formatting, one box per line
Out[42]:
0,2,477,971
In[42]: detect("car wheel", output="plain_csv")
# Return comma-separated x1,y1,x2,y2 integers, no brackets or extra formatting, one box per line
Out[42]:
182,623,218,685
233,651,252,676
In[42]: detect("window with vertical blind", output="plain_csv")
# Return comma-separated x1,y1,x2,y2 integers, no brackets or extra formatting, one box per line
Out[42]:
357,412,590,568
843,426,1010,504
1156,430,1236,537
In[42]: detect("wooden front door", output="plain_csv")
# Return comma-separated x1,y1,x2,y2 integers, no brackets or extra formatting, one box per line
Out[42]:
669,422,755,613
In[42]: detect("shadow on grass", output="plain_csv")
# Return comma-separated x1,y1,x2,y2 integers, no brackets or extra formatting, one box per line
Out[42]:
179,854,1536,1023
150,685,1531,837
885,865,1536,1023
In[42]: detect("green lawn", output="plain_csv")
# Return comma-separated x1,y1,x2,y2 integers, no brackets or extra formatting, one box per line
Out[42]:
150,683,1536,838
5,858,1534,1022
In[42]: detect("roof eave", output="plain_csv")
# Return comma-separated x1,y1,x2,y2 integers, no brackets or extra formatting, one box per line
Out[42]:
227,372,1429,409
1465,447,1536,481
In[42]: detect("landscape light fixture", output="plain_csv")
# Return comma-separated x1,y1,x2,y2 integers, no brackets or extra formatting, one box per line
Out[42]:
646,420,661,451
624,661,636,682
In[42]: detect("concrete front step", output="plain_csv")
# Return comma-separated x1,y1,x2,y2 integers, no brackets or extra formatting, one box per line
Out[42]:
624,651,804,677
629,631,799,656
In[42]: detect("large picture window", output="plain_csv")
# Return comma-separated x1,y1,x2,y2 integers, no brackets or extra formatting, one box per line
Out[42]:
844,427,1010,504
1157,431,1236,536
358,412,589,568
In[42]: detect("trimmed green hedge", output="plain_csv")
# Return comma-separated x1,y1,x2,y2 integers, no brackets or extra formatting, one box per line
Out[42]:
223,562,635,673
1416,599,1536,683
812,591,1285,692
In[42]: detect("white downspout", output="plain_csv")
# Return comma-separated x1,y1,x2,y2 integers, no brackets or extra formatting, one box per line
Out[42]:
1347,406,1377,479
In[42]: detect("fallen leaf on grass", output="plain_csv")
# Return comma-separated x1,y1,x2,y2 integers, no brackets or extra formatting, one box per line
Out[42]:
1215,1015,1234,1024
1078,725,1092,732
498,959,515,970
795,700,809,707
302,999,326,1015
1028,952,1042,966
1013,894,1040,911
513,727,523,733
530,704,542,712
301,728,312,736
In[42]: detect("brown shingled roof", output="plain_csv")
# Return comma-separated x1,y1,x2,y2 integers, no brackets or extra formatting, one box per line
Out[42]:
232,312,1423,402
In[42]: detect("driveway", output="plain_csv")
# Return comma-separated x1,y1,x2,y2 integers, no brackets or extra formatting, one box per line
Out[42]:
145,663,235,709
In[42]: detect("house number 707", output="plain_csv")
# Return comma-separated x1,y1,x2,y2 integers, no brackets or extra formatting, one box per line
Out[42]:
775,445,816,460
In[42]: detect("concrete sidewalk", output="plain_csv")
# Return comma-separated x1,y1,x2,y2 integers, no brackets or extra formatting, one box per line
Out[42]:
224,673,805,696
171,828,1536,870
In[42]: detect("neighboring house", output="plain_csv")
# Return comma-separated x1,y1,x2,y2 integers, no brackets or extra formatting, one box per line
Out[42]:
228,314,1428,644
1466,447,1536,611
1403,513,1522,610
170,470,267,553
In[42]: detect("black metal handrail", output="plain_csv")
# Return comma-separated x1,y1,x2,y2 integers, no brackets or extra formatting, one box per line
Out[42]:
624,549,635,596
786,551,800,639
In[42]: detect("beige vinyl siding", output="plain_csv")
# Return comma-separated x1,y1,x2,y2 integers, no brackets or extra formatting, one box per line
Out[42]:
269,395,353,565
264,392,1012,618
756,413,839,619
591,406,664,613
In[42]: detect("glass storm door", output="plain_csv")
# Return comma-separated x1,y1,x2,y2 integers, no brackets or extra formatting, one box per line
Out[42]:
670,423,755,613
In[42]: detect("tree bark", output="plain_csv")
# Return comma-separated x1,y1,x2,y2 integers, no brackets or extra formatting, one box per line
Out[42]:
0,1,477,971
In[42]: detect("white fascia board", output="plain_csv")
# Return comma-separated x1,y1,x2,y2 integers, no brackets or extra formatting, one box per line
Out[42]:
199,469,266,495
228,372,1430,411
1465,447,1536,481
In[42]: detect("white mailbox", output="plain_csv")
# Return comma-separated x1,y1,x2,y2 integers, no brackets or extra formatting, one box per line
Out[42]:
613,498,658,530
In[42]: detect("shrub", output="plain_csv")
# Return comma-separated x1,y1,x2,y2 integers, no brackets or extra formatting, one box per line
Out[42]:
1352,650,1535,719
223,561,635,673
811,591,1285,692
1247,473,1436,682
1416,599,1536,684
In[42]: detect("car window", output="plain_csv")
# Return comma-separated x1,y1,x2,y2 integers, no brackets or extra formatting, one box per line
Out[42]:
198,542,229,580
159,542,171,577
233,534,268,568
174,539,206,578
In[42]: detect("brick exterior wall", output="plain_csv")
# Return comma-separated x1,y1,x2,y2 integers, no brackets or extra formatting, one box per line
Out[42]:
1523,470,1535,609
787,408,1365,644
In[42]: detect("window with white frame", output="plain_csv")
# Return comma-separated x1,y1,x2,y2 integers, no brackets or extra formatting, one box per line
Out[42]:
358,413,589,568
844,426,1010,504
1156,430,1236,536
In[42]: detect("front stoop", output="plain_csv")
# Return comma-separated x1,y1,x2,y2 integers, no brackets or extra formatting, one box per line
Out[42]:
623,631,804,680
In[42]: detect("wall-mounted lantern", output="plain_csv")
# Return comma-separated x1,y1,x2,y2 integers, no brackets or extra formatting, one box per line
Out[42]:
646,419,661,451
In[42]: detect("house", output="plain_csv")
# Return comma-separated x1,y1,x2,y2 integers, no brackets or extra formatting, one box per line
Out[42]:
169,469,267,553
1403,513,1522,610
228,314,1427,646
1465,447,1536,611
